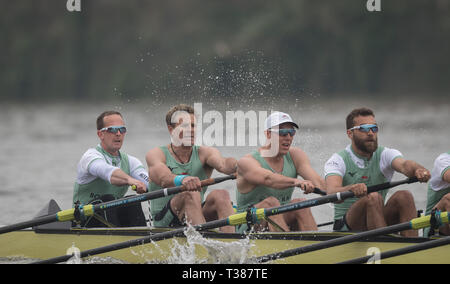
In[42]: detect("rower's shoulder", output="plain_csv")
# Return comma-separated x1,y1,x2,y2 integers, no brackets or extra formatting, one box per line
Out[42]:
197,145,222,160
145,146,167,163
146,146,165,155
197,144,215,154
238,153,259,167
288,146,308,159
237,153,261,170
79,147,103,161
241,152,257,160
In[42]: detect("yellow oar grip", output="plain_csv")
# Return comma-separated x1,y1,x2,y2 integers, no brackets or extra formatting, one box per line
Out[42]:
444,212,449,223
228,212,247,226
56,205,95,222
410,211,449,230
411,215,431,230
227,208,266,226
255,208,266,221
56,209,75,222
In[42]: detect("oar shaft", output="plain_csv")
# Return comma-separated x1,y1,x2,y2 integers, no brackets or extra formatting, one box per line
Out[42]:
256,211,448,263
34,219,230,264
253,177,420,262
94,174,236,212
0,214,57,234
338,236,450,264
0,174,236,235
263,177,417,219
367,177,418,193
32,177,415,264
256,222,410,263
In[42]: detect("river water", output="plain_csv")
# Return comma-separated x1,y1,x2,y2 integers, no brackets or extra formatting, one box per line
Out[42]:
0,96,448,262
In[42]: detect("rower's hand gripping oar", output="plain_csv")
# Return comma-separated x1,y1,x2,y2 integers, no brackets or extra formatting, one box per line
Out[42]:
225,177,419,232
252,177,422,263
33,177,417,264
0,174,236,235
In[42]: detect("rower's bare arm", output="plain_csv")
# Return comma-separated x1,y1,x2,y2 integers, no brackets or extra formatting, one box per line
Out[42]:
146,147,176,188
391,157,431,182
443,168,450,183
325,175,367,197
202,146,237,174
238,156,298,190
290,148,326,190
109,169,147,193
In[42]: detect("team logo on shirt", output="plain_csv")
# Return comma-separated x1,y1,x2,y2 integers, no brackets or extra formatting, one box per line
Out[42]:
360,175,371,184
168,166,189,176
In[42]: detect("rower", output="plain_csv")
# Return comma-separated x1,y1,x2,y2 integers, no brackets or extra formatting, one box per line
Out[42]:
324,107,431,237
145,104,237,233
73,111,150,227
425,151,450,236
235,111,326,232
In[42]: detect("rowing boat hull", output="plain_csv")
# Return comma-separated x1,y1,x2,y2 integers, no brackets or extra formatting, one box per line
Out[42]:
0,227,448,264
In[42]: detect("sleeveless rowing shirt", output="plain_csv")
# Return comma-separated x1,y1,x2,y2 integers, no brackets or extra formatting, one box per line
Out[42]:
324,145,403,220
148,145,209,217
426,151,450,215
236,150,298,213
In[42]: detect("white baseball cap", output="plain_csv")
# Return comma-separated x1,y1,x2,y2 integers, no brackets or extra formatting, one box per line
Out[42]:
264,111,299,130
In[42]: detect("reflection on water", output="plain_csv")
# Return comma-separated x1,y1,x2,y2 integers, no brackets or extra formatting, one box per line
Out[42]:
0,97,448,229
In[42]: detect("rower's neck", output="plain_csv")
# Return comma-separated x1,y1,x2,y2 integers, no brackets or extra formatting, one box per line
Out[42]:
170,143,193,163
170,144,192,152
259,146,285,162
100,143,120,157
351,144,373,160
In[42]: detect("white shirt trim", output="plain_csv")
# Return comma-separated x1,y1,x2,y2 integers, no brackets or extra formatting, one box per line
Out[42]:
430,152,450,192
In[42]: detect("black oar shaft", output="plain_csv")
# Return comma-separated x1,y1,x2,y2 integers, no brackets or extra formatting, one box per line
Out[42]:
338,236,450,264
0,174,236,235
263,178,417,219
0,215,58,234
256,222,410,263
34,219,229,264
255,177,419,263
95,174,236,213
33,177,416,264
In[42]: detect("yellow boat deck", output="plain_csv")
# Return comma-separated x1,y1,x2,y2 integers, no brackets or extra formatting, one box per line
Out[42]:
0,228,448,264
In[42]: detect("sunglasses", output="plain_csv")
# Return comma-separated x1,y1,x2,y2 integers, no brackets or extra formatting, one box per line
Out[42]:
349,124,378,133
100,125,127,134
270,128,296,137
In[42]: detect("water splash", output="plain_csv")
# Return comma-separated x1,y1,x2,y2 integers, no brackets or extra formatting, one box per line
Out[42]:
166,225,256,264
65,243,82,264
65,243,127,264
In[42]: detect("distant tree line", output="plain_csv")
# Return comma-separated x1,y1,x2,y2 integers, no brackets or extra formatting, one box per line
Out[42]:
1,0,449,102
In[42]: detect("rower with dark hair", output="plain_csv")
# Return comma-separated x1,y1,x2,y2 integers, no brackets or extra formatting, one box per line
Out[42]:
73,111,149,227
324,107,431,237
146,104,237,233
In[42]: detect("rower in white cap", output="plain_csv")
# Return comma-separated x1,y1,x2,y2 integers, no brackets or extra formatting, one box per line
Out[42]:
235,111,326,232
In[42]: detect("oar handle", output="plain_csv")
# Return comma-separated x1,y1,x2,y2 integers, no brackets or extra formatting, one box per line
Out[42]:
302,178,416,197
94,174,236,212
313,188,327,196
367,177,418,194
196,173,237,188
